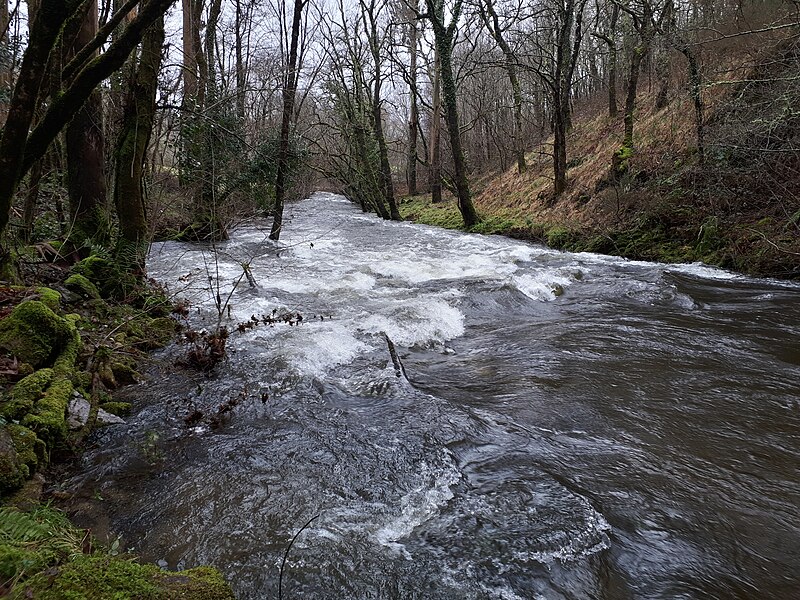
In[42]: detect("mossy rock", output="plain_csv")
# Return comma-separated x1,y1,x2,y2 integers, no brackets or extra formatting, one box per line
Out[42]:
15,555,235,600
53,316,82,379
3,370,53,421
0,428,27,495
63,274,101,300
0,301,72,368
22,378,73,446
99,402,132,417
5,424,46,476
35,288,61,312
0,424,45,496
111,360,139,385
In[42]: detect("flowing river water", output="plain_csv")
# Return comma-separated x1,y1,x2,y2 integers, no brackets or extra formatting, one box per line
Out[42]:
64,193,800,599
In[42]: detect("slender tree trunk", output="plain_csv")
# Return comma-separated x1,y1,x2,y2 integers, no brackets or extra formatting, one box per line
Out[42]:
407,0,419,195
235,0,246,120
481,0,526,173
372,97,400,219
270,0,305,241
181,0,197,104
429,45,442,204
0,0,10,126
114,15,164,271
680,43,705,164
623,46,645,149
608,39,618,117
66,0,108,242
552,0,575,197
600,3,619,118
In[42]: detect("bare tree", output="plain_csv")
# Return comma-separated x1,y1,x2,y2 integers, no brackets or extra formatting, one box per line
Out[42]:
418,0,480,227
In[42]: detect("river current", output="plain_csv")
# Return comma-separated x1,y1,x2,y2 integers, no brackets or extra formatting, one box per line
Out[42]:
64,193,800,599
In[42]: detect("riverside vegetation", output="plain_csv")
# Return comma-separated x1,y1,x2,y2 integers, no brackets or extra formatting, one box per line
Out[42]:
0,255,233,599
398,29,800,280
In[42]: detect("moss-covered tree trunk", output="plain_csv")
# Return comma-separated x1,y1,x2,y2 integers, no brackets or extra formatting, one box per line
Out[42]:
480,0,526,174
0,0,177,246
113,16,165,272
22,159,44,242
425,0,479,227
552,0,575,196
0,0,10,125
66,0,108,243
0,0,77,239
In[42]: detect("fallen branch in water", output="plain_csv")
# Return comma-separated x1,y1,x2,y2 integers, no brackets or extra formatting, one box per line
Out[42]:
383,333,407,379
279,514,320,600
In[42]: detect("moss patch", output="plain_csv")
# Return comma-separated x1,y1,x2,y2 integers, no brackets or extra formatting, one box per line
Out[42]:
0,505,234,599
98,402,131,417
17,556,235,600
399,196,464,229
0,429,27,495
35,288,61,312
70,256,135,299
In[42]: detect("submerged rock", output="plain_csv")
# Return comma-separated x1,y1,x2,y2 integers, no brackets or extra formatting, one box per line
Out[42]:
96,408,125,426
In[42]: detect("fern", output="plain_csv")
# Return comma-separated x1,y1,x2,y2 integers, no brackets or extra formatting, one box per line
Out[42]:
0,508,51,543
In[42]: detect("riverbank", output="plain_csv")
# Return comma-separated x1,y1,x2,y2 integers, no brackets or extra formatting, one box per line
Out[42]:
401,29,800,280
0,257,234,598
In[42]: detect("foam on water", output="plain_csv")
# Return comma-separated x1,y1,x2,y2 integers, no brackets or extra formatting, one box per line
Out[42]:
357,297,466,347
373,453,462,548
511,269,579,301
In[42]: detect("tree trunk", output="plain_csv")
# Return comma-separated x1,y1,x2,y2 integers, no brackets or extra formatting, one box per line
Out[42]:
113,15,164,271
429,45,442,204
680,43,705,165
66,0,108,243
605,3,619,118
181,0,197,105
435,35,478,227
372,98,400,220
0,0,10,126
407,1,419,195
481,0,526,173
270,0,305,241
22,159,44,242
553,109,568,196
235,0,246,120
623,46,645,149
364,4,399,221
0,0,76,239
552,0,575,197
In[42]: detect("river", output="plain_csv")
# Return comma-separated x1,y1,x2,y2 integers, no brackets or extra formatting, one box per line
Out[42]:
64,192,800,599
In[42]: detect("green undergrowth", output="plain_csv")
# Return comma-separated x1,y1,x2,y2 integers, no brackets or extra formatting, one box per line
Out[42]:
399,193,780,273
0,505,234,599
0,253,234,598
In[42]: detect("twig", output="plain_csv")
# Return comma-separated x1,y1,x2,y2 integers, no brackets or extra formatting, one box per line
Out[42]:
278,514,319,600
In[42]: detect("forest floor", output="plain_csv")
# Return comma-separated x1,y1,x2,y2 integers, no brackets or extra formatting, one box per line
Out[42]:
401,28,800,280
